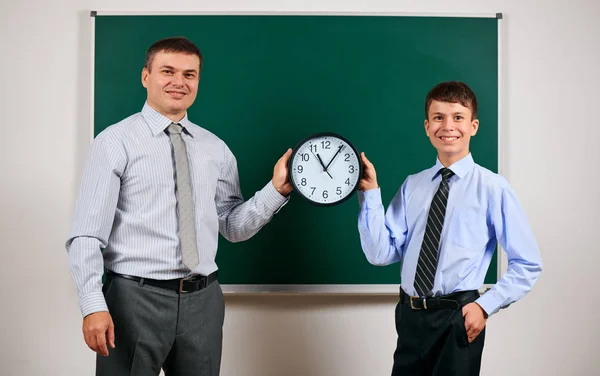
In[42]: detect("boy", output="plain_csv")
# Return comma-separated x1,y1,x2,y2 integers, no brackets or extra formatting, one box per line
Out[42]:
357,81,542,375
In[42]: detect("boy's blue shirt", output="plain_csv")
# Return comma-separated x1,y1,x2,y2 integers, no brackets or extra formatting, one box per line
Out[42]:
358,153,542,316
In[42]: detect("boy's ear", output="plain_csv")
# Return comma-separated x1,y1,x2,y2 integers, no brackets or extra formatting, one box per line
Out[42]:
424,119,430,137
471,119,479,136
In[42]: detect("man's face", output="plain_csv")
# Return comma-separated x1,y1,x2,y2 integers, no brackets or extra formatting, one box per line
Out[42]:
142,51,200,121
424,100,479,165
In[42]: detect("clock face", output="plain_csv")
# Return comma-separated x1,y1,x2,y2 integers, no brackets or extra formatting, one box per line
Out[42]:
289,133,362,206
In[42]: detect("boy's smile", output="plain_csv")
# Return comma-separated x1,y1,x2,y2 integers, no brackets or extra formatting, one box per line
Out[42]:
440,136,460,144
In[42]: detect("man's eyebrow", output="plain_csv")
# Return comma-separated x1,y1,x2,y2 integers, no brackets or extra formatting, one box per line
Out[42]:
157,65,198,74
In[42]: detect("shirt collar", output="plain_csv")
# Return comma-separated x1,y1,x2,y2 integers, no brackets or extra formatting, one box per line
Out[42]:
430,153,475,180
141,102,194,138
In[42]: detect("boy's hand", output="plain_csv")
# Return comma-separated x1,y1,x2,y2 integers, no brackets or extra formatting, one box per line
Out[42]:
359,152,379,191
462,302,487,343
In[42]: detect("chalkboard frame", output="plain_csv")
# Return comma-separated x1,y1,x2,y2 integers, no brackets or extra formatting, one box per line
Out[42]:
89,11,504,294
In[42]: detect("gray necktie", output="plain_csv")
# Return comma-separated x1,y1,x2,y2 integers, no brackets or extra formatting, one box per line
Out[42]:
167,123,199,270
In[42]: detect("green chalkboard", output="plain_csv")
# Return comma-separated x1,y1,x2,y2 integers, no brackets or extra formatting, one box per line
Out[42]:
93,13,499,291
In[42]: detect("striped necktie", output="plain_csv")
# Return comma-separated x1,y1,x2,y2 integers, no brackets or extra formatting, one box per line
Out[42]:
414,168,455,297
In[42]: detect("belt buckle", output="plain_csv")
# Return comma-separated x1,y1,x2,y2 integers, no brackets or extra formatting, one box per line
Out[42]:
179,276,207,293
409,296,428,310
179,277,196,293
178,279,187,293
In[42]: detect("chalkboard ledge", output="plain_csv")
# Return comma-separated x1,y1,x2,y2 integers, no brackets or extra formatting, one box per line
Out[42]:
221,284,494,295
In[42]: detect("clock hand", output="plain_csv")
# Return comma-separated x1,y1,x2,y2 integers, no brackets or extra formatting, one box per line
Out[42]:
325,145,344,171
316,153,334,179
308,148,333,179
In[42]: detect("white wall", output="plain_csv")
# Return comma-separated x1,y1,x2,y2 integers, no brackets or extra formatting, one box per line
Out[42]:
1,0,598,375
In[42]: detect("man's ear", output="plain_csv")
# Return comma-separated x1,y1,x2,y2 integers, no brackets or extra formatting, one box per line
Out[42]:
141,67,149,88
424,119,430,137
471,119,479,136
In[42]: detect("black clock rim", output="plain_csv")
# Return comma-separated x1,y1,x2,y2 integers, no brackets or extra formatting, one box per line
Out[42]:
287,132,364,207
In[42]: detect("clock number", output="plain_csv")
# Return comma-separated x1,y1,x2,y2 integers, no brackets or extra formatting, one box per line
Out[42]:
345,178,351,186
301,178,307,186
309,145,317,153
321,140,331,149
344,153,350,162
349,165,355,173
336,187,342,195
322,190,328,199
297,165,303,173
310,187,316,195
301,153,309,162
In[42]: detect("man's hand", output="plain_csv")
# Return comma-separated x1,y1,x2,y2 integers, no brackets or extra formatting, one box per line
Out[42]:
83,311,115,356
272,148,293,196
462,302,487,343
359,152,378,191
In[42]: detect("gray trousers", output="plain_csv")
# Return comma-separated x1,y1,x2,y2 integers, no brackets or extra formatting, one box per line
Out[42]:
96,274,225,376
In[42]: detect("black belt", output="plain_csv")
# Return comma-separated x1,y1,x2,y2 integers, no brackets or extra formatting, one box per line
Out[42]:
107,270,218,293
400,288,479,310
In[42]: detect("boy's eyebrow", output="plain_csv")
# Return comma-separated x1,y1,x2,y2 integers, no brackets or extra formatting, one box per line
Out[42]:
430,112,467,118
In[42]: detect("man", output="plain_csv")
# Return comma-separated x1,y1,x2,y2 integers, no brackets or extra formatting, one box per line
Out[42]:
357,81,542,375
66,36,293,375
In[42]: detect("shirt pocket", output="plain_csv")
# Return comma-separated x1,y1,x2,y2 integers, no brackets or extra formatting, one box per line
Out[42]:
448,207,490,251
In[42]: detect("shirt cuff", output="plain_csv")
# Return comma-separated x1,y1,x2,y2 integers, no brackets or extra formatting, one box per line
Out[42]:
80,292,109,318
361,188,383,209
263,181,290,213
475,291,502,317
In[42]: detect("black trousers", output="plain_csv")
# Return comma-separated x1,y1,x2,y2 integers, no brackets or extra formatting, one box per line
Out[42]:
391,290,486,376
96,273,225,376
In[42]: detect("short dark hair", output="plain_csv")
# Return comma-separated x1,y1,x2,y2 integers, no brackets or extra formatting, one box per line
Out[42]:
425,81,478,120
144,36,203,72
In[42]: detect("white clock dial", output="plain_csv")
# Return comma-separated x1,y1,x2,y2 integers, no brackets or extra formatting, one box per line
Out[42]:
289,133,362,206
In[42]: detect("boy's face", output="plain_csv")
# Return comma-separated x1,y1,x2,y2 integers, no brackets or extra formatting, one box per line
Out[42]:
142,51,201,121
424,100,479,166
